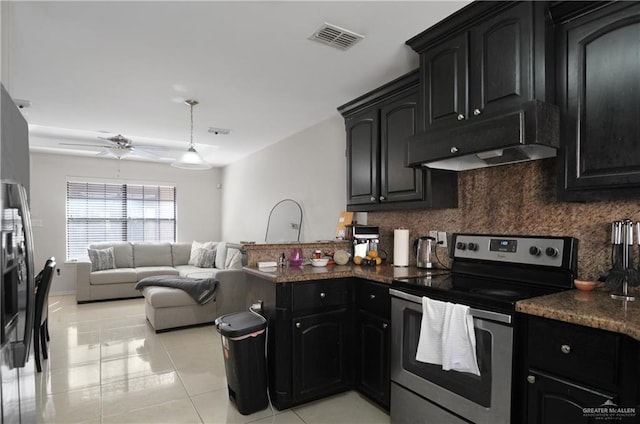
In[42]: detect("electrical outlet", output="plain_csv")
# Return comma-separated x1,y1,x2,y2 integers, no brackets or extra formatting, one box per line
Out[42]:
437,231,448,248
429,230,438,240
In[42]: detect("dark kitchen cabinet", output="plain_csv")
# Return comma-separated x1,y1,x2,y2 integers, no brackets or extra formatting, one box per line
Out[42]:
524,315,640,423
291,279,354,404
404,2,559,169
245,275,355,410
409,1,549,132
418,32,467,130
292,308,352,403
527,371,617,424
339,71,457,212
553,2,640,201
355,280,391,410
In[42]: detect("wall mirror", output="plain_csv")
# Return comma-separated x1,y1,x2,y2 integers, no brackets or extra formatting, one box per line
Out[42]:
265,199,303,243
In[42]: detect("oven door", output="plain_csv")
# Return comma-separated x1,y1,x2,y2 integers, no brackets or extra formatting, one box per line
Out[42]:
389,289,514,424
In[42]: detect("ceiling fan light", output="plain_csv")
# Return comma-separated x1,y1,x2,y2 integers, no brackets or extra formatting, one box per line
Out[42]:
109,148,132,159
171,146,212,170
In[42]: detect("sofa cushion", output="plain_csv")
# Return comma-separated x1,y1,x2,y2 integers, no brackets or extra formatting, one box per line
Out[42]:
89,242,134,268
90,268,137,285
87,247,115,272
175,265,220,280
133,242,172,267
143,286,197,308
171,243,192,266
136,266,180,280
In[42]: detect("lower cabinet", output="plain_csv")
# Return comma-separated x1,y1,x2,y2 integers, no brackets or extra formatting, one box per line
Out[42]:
292,308,353,404
246,275,393,410
526,371,617,424
355,309,390,409
355,279,391,409
524,316,640,424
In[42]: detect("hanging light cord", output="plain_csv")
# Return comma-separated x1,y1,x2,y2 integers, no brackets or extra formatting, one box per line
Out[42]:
187,99,198,150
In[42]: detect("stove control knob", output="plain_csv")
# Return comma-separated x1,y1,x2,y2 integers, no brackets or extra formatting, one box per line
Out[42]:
456,242,467,250
467,242,478,251
545,247,559,258
529,246,541,256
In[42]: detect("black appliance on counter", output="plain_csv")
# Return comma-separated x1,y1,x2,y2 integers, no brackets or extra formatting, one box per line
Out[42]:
390,233,578,424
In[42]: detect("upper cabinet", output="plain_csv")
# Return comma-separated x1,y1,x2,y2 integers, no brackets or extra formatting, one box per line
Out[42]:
553,1,640,201
405,1,559,171
339,71,457,212
418,2,538,131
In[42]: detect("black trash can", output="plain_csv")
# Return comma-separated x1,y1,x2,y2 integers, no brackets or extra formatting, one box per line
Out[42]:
215,311,268,415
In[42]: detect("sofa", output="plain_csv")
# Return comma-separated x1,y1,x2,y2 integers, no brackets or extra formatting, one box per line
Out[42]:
75,241,248,330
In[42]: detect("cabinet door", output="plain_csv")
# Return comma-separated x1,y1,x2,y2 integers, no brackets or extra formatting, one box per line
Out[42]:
379,88,424,203
346,108,379,206
292,308,352,402
526,371,618,424
469,1,532,116
419,32,468,130
558,3,640,200
356,309,390,409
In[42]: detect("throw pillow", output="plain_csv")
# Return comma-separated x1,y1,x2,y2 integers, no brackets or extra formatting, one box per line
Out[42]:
87,247,115,272
225,248,242,269
189,241,217,266
193,247,216,268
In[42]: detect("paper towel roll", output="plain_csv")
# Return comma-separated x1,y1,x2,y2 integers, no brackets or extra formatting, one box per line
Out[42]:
393,228,410,267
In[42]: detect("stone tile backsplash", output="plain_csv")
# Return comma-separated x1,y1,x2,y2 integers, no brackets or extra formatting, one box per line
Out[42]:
367,158,640,281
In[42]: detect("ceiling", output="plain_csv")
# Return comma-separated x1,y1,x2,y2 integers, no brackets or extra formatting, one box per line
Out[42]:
6,1,469,167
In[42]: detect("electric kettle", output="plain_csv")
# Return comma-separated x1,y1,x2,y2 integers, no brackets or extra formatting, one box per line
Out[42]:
414,236,436,269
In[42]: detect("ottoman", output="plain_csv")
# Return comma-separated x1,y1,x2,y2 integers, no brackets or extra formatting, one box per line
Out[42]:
142,286,218,332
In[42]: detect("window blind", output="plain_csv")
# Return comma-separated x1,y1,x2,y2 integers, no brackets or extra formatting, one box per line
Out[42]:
66,181,176,260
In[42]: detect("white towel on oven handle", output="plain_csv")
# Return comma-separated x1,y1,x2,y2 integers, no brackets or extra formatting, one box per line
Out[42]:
442,303,480,376
415,296,447,364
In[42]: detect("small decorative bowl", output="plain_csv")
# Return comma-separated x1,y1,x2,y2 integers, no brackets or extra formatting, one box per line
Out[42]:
311,258,329,267
574,280,597,291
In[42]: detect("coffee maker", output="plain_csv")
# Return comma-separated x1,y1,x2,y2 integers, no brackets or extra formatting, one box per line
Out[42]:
352,226,380,258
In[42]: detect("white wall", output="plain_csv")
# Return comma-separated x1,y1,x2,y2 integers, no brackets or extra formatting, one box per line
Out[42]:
221,115,346,243
30,152,222,295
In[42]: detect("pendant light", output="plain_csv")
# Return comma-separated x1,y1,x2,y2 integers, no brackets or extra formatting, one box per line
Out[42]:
171,99,212,170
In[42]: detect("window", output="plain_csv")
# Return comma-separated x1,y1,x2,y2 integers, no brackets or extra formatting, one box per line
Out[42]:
66,181,176,260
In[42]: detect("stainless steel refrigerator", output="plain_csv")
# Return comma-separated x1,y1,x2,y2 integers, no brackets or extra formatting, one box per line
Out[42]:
0,84,35,423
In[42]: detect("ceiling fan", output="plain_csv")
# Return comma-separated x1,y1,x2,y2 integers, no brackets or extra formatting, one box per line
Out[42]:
59,134,167,160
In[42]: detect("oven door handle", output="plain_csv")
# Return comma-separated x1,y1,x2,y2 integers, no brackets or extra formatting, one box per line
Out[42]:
389,288,512,324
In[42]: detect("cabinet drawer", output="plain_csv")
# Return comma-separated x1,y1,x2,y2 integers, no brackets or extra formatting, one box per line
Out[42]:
292,279,351,313
528,316,620,388
356,281,390,318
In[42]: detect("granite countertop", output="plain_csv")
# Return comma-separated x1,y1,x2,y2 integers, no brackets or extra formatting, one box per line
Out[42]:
243,263,437,285
516,289,640,341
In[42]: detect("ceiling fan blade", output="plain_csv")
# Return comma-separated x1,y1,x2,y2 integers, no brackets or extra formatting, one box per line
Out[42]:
95,150,111,157
135,145,168,152
129,148,162,160
59,142,112,148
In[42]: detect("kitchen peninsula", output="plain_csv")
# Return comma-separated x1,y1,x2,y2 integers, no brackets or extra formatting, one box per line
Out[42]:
244,261,435,411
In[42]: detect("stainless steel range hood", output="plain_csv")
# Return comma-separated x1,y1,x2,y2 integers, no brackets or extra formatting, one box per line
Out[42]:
406,101,560,171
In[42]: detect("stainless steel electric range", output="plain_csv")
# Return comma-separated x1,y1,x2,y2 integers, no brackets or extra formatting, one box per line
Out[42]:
390,233,578,424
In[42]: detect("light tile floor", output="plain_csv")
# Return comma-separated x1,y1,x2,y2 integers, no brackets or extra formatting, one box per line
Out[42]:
24,295,391,424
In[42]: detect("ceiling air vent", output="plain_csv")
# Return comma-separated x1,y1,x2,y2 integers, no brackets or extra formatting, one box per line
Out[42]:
310,22,364,51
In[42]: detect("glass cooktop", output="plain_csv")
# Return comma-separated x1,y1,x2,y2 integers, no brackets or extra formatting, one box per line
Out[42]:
392,272,562,313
